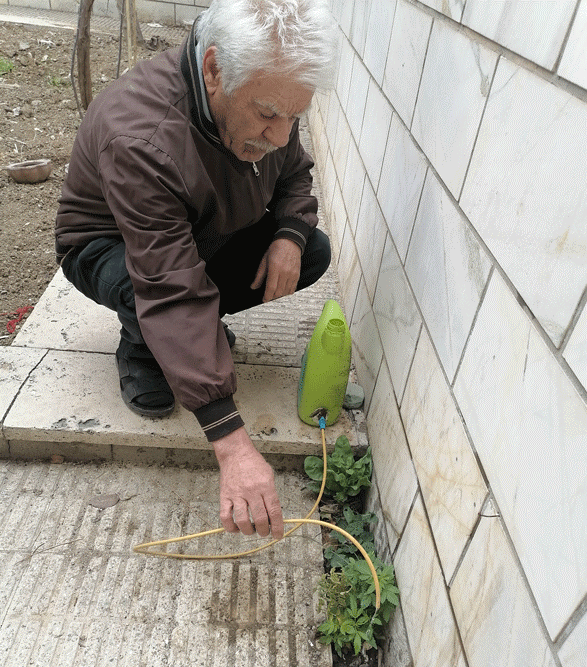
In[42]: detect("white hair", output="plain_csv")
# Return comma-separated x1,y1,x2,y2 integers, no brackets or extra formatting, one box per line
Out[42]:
195,0,338,96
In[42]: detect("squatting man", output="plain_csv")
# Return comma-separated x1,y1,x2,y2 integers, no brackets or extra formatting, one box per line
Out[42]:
54,0,338,540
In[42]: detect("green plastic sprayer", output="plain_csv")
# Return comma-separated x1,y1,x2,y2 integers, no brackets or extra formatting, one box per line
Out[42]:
297,300,352,427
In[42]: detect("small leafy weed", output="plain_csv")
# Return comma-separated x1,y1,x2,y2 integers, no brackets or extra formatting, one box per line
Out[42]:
304,435,372,503
324,507,377,569
0,57,14,75
317,555,399,656
48,74,69,87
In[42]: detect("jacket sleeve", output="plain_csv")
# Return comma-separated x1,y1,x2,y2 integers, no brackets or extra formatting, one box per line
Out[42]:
270,119,319,253
98,135,244,440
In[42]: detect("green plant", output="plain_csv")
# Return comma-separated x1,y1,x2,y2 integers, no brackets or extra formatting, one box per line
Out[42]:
304,435,372,503
324,507,377,568
317,555,399,656
0,57,14,75
48,74,69,87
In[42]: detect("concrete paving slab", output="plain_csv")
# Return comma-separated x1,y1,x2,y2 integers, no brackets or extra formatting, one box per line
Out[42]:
3,349,354,458
12,270,120,354
0,347,48,456
0,459,332,666
0,347,46,421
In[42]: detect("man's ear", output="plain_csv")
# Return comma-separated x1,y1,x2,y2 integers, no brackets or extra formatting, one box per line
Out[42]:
202,46,221,95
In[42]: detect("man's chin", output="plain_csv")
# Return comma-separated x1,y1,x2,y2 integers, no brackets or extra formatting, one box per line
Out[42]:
239,145,267,162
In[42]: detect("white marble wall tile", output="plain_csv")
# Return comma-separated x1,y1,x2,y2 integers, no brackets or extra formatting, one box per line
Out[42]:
405,172,491,382
323,89,340,148
321,152,337,219
381,601,414,667
378,114,428,262
335,218,361,321
559,608,587,667
383,0,432,128
332,106,352,186
358,79,393,192
350,0,371,58
462,0,576,71
354,180,387,302
365,471,398,557
563,303,587,391
412,20,497,198
559,0,587,90
346,54,371,143
309,103,328,176
451,501,558,667
460,59,587,347
394,495,467,667
331,0,353,39
363,0,397,86
453,272,587,638
342,139,366,233
350,278,384,408
401,328,487,582
367,361,418,537
373,234,421,401
416,0,465,21
330,179,350,260
336,36,354,110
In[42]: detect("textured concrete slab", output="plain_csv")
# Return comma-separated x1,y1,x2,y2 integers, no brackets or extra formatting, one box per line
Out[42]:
12,270,120,354
0,348,47,457
3,349,353,457
0,347,46,420
0,459,332,667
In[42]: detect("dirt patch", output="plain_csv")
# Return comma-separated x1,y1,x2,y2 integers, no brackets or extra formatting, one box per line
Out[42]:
0,20,181,343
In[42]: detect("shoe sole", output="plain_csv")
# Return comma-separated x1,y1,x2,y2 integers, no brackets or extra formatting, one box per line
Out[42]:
121,391,176,418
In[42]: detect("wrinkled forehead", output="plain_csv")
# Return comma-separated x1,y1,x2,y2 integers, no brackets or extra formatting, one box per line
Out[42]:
240,71,314,117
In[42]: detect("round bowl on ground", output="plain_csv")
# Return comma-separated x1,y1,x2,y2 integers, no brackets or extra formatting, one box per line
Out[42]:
5,159,52,184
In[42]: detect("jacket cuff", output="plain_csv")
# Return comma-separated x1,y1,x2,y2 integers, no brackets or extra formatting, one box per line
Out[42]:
193,396,244,442
274,217,312,253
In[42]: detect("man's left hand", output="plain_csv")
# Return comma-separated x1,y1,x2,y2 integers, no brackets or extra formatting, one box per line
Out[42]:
251,238,302,303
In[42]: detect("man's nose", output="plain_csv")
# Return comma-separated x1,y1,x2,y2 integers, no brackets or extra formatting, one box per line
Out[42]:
264,117,293,148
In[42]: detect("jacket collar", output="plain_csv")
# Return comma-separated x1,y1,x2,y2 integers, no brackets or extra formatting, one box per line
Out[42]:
180,20,222,148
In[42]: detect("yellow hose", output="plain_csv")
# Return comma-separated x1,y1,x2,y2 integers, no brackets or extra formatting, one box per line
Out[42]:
133,427,381,609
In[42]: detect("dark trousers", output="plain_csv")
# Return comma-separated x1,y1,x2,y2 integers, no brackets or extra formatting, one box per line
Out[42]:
61,220,331,350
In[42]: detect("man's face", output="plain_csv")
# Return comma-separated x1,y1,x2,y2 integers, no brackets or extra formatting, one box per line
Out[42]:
204,48,314,163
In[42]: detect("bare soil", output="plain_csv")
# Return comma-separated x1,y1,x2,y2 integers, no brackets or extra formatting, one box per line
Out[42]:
0,20,180,343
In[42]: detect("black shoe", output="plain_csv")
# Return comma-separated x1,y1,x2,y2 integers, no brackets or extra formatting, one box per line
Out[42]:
115,342,175,417
223,322,236,348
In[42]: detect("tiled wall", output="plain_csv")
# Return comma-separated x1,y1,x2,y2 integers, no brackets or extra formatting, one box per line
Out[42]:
307,1,587,666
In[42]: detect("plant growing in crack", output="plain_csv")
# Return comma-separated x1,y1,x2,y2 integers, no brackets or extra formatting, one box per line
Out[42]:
304,435,372,503
317,554,399,657
305,439,399,661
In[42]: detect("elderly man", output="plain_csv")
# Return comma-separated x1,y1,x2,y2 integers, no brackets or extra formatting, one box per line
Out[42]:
54,0,337,540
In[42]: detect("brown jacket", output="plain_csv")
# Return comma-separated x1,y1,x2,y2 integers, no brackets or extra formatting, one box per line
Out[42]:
55,29,318,440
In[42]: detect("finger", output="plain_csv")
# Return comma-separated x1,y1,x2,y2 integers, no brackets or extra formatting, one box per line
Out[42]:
262,267,279,303
219,498,238,533
250,255,267,290
232,501,255,536
249,503,270,538
285,274,299,297
265,496,284,540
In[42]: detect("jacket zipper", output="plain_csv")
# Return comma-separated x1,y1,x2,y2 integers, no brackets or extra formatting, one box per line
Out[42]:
252,161,265,203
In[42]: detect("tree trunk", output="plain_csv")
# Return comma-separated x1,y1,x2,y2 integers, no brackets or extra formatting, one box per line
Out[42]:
115,0,145,46
76,0,95,109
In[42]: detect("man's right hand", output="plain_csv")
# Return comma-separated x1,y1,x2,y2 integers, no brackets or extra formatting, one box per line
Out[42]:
212,426,284,540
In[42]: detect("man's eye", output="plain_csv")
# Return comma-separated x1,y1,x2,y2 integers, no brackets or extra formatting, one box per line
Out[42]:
260,112,277,120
